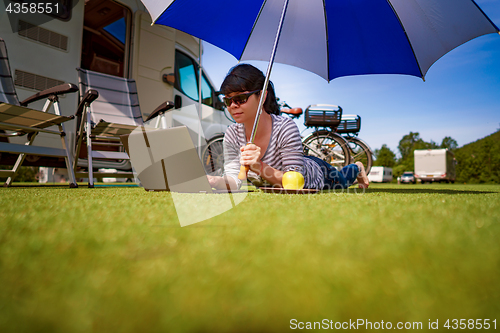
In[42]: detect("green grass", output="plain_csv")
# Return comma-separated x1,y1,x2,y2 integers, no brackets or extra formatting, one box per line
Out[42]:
1,184,499,332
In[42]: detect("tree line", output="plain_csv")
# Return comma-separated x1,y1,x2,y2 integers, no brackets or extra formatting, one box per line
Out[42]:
373,130,500,183
454,130,500,183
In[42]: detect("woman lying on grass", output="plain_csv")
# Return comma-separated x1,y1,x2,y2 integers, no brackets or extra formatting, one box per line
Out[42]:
207,64,369,191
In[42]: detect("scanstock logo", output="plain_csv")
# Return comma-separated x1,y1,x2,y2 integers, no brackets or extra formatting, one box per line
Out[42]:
3,0,80,32
126,105,249,227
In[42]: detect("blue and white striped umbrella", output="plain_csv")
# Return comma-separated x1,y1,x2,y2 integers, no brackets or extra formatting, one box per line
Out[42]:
142,0,499,81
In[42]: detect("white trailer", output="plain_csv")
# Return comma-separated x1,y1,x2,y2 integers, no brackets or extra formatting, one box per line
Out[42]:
1,0,233,171
368,166,393,183
414,149,456,183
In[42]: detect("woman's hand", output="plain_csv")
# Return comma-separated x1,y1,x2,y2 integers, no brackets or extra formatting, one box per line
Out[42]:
207,175,238,190
240,144,261,174
207,175,221,188
240,144,285,187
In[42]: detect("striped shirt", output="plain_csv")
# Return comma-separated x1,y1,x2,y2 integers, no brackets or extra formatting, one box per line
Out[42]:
223,114,324,189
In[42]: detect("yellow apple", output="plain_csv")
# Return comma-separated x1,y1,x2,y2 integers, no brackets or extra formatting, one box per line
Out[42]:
282,171,305,190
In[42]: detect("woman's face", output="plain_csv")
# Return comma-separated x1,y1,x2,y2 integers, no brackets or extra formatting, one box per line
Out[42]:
225,90,261,124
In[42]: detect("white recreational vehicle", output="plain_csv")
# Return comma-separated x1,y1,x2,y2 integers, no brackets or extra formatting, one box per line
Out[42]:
367,166,393,183
414,149,456,183
0,0,233,174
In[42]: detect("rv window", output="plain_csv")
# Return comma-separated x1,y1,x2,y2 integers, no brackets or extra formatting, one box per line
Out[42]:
176,52,199,101
81,0,131,77
175,50,223,109
201,74,213,106
202,72,225,110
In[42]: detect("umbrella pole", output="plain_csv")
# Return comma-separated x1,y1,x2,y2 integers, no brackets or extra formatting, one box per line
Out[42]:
249,0,290,143
239,0,291,180
198,39,203,157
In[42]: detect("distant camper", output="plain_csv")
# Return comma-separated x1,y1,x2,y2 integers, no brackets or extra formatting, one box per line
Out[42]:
368,166,393,183
414,149,456,183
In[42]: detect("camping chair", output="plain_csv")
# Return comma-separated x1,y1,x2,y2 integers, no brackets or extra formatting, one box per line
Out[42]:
75,68,173,187
0,38,85,188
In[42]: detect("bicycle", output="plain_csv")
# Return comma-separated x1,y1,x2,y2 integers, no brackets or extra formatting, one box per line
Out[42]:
280,102,373,174
334,113,373,174
201,134,225,176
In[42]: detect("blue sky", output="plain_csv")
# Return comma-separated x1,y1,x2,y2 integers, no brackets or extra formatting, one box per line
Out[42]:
201,0,500,157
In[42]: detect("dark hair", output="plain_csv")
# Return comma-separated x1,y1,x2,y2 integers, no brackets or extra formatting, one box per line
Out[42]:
220,64,280,115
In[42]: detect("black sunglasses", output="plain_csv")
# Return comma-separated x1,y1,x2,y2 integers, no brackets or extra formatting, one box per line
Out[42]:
223,90,261,107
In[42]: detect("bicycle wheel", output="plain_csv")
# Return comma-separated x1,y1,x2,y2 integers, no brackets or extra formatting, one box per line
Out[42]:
302,131,351,169
345,136,373,175
201,136,225,176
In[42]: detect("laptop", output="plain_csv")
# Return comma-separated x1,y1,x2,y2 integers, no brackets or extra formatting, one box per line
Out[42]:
120,126,247,193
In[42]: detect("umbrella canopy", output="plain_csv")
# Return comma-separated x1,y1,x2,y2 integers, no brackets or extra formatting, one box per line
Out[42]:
143,0,499,81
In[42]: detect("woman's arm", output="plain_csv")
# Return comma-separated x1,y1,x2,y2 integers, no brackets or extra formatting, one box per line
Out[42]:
220,126,244,189
252,161,284,187
241,144,284,187
207,175,239,190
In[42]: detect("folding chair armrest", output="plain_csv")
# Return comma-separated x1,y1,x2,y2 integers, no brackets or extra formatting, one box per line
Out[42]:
0,131,26,138
76,89,99,117
20,83,79,106
145,101,175,121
